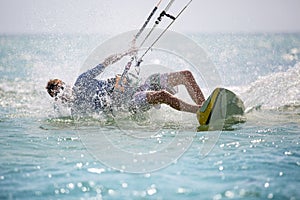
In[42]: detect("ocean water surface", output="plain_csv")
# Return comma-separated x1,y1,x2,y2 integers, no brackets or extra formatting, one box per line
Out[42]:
0,33,300,199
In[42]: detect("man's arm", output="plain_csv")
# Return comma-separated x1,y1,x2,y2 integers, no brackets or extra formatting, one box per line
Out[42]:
76,48,137,83
102,48,137,67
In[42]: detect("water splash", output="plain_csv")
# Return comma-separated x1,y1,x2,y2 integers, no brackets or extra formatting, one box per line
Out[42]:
242,62,300,111
238,62,300,125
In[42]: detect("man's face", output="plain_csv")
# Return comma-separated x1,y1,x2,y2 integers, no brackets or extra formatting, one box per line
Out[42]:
47,79,64,98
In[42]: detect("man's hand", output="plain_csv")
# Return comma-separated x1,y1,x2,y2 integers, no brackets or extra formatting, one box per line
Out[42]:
124,46,138,57
103,53,123,67
102,46,139,67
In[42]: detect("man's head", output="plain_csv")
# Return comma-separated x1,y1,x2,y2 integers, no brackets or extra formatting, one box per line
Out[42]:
46,79,65,98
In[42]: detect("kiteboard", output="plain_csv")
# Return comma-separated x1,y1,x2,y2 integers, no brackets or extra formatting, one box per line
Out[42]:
197,88,245,131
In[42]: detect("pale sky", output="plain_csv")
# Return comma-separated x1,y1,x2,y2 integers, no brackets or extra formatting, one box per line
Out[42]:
0,0,300,34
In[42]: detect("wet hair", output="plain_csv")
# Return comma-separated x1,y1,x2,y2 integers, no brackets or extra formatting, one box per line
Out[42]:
46,79,64,97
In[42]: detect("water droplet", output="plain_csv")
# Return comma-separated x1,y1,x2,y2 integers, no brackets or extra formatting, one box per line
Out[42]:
121,182,128,188
82,187,88,192
267,193,274,199
108,189,116,196
70,137,78,141
76,162,83,169
251,139,264,144
239,189,246,196
213,194,222,200
67,183,74,190
284,151,292,155
264,182,270,188
89,181,95,187
214,160,223,166
60,188,66,194
147,187,157,196
77,182,83,188
87,168,105,174
144,173,151,178
177,187,188,194
225,190,234,198
96,188,102,194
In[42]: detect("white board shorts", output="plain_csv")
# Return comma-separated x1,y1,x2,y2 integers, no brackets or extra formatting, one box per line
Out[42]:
129,73,177,112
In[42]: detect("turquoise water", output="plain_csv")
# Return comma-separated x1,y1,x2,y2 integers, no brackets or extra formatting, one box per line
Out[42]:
1,34,300,199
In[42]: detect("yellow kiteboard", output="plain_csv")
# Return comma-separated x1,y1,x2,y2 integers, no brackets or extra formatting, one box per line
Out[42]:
197,88,245,131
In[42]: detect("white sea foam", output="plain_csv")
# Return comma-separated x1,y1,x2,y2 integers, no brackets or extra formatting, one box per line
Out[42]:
241,62,300,111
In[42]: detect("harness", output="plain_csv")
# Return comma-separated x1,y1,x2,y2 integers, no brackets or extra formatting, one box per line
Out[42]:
93,74,140,113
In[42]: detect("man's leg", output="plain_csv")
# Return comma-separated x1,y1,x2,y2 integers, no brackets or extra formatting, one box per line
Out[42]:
146,90,199,113
166,70,205,106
